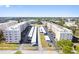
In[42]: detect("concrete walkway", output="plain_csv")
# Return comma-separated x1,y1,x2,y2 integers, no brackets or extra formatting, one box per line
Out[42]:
22,50,58,54
38,27,43,53
0,50,17,54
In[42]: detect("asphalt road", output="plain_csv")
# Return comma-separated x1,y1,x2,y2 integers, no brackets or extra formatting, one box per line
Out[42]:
44,27,55,43
44,27,59,53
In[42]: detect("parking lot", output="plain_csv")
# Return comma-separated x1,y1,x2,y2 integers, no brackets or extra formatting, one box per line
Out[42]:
44,27,55,42
0,24,59,54
44,26,59,52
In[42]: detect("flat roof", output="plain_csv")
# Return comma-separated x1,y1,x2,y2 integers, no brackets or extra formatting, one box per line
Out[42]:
51,23,72,33
6,22,27,30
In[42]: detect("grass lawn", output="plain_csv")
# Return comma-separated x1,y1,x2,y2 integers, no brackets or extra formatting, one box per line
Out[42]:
24,44,38,50
40,33,53,50
0,42,19,50
40,33,48,47
74,29,79,38
24,46,38,50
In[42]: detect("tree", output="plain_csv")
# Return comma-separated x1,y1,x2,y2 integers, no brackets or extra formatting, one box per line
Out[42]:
17,19,20,23
74,45,79,54
57,39,73,48
62,46,73,54
0,31,3,38
15,50,22,54
57,39,73,53
76,20,79,28
58,18,65,26
37,18,42,24
0,31,5,42
75,45,79,52
64,25,70,29
70,26,76,34
75,19,79,25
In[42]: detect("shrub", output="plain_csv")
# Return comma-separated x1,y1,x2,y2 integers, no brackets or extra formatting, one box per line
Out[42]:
15,50,22,54
57,39,73,54
75,45,79,52
57,39,73,48
62,46,73,54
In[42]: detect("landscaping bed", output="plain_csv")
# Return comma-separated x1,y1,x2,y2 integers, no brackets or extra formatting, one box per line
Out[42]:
23,44,38,50
0,43,19,50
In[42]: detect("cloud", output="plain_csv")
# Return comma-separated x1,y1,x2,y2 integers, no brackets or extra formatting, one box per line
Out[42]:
5,5,10,8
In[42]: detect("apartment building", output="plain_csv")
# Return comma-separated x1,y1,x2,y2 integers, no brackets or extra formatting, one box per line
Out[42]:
3,22,28,43
64,21,77,27
0,20,18,31
42,21,73,41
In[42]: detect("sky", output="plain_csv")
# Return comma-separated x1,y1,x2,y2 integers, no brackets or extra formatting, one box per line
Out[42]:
0,5,79,17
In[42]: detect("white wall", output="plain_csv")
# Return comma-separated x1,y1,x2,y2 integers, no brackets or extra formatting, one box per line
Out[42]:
3,22,28,43
46,21,73,41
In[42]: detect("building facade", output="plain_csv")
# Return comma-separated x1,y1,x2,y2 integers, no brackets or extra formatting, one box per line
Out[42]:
3,22,28,43
42,21,73,41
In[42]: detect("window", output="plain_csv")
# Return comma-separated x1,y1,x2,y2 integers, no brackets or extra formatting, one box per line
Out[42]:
67,34,69,36
10,36,11,38
10,34,12,35
15,36,17,37
10,41,12,42
15,41,17,42
9,31,11,34
14,31,18,33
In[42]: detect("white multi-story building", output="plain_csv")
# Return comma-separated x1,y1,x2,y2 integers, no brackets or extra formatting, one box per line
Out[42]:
64,20,77,27
3,22,28,43
0,20,18,31
42,21,73,41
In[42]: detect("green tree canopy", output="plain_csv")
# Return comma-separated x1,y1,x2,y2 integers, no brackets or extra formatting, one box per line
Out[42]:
57,39,73,54
75,45,79,52
57,39,73,48
70,26,76,34
15,50,22,54
62,46,73,54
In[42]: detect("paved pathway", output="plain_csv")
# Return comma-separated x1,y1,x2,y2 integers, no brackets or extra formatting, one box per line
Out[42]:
38,27,43,53
21,50,58,54
0,50,17,54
